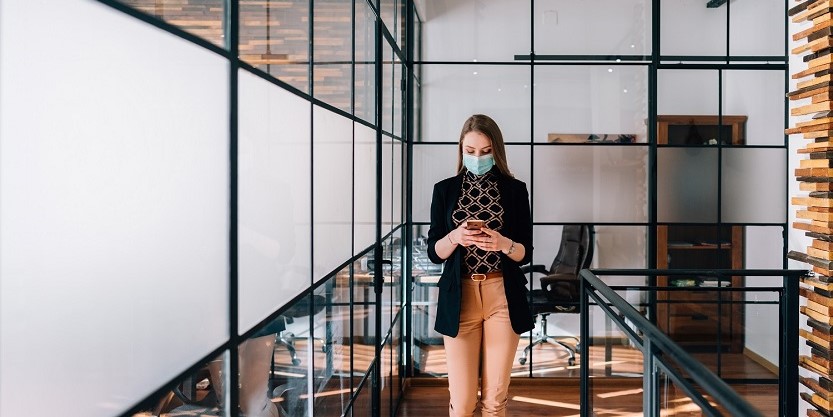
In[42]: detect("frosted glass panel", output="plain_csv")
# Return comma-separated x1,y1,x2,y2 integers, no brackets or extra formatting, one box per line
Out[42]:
239,70,312,333
422,65,530,142
533,146,648,223
729,1,784,57
383,45,394,135
534,65,648,143
657,148,718,223
723,71,785,146
383,136,394,236
422,0,530,61
412,144,458,223
660,0,726,56
658,70,718,116
744,226,783,368
506,145,532,190
314,106,353,280
355,123,377,252
393,140,404,226
0,2,228,416
721,148,786,223
534,0,651,56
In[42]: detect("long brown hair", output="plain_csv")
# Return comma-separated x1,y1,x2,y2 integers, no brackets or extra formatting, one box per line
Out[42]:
456,114,513,178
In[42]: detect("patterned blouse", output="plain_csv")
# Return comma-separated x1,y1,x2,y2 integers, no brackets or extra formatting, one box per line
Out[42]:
452,169,505,275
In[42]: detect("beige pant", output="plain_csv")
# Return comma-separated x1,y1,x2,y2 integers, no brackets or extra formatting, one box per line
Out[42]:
443,277,520,417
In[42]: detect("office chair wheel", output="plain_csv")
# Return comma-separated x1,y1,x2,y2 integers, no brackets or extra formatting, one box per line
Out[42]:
518,357,527,365
291,358,301,366
568,358,575,366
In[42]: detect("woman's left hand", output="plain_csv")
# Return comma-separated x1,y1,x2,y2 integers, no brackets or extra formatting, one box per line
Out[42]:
474,228,511,253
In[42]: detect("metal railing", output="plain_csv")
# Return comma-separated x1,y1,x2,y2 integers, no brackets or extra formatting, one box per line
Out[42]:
578,269,807,417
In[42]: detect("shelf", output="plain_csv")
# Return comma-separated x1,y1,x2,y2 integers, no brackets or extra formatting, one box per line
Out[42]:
667,243,733,250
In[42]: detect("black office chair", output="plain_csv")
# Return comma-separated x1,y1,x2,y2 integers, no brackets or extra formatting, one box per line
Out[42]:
519,224,595,366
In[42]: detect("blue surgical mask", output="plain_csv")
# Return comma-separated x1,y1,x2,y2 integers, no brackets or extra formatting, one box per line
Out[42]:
463,153,495,175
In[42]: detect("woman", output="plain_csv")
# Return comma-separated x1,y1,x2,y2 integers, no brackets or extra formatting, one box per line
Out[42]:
427,114,534,417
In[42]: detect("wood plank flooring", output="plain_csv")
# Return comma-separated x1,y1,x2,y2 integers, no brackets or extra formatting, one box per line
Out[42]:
401,344,779,416
398,377,779,417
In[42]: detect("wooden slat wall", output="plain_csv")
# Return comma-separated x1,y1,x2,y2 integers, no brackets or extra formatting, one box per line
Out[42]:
789,1,833,415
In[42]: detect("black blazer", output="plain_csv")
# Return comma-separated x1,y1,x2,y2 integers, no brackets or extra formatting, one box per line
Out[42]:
426,170,535,337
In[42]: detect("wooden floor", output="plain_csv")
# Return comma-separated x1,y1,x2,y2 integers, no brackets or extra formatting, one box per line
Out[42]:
400,343,780,416
398,378,779,417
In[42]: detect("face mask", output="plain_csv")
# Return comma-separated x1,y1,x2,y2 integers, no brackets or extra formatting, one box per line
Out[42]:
463,153,495,175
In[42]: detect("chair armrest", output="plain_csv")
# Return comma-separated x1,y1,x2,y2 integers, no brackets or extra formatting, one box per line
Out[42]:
520,264,549,275
540,273,580,303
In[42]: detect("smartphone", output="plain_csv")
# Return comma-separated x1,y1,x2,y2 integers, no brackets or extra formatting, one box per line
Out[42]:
466,220,484,230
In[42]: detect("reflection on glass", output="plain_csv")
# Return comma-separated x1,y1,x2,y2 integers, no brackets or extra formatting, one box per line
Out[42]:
379,0,399,48
265,296,311,417
583,304,644,415
313,269,354,416
313,0,352,112
131,352,228,417
421,65,531,142
239,0,310,93
355,0,376,122
350,376,373,416
392,319,403,405
353,252,377,363
411,224,447,376
117,0,225,47
380,333,393,417
383,229,404,328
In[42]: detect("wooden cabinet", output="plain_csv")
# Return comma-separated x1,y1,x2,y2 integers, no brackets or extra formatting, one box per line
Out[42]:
656,115,746,353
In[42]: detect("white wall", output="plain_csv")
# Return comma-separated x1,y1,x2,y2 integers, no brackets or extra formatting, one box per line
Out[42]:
0,1,229,416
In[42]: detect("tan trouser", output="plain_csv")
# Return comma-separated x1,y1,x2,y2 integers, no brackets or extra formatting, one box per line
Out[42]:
443,277,520,417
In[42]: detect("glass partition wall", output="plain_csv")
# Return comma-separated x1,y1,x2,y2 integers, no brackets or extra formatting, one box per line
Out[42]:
411,0,788,412
0,1,789,417
0,1,406,417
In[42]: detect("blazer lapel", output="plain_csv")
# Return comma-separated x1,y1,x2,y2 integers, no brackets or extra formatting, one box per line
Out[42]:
445,173,464,231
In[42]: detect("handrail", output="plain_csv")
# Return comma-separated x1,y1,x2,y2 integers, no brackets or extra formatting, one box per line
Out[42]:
578,268,808,417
